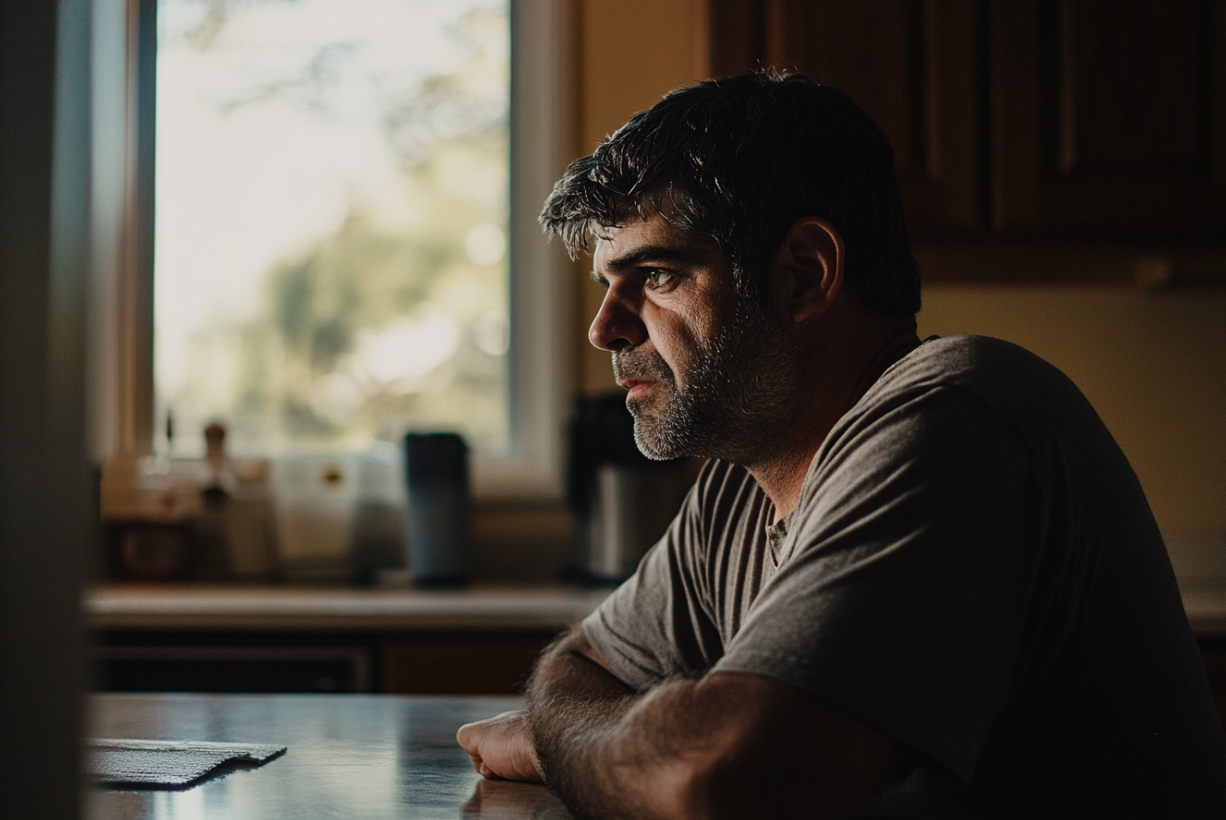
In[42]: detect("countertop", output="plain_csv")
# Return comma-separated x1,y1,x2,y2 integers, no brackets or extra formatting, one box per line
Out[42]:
86,582,1226,637
87,692,572,819
86,583,612,631
1181,587,1226,638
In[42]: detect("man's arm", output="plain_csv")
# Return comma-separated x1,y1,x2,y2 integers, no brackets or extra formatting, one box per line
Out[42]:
458,627,908,820
457,627,634,783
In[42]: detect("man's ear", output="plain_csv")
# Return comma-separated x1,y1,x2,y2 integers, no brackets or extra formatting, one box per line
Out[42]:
772,217,844,324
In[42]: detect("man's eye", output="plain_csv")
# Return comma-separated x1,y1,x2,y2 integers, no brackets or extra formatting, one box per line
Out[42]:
647,270,674,288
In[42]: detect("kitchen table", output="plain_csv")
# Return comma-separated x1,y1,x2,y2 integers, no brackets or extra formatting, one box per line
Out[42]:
87,692,573,819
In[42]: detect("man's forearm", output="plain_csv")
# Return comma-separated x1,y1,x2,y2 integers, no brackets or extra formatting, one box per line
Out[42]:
525,628,636,706
523,627,639,802
525,632,722,820
455,628,637,788
524,635,907,820
463,629,904,820
529,687,640,820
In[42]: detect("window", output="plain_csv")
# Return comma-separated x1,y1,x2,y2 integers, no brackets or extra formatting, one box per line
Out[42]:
100,0,569,497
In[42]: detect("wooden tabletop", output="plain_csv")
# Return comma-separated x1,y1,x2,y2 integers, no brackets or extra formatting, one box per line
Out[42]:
87,693,574,819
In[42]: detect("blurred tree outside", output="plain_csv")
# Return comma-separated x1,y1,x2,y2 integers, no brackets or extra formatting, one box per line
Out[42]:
155,0,510,457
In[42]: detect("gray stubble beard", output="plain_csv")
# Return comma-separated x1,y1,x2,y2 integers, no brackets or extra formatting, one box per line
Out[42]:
614,299,806,464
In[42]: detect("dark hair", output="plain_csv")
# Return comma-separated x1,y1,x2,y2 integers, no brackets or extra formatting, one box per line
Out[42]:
539,71,921,317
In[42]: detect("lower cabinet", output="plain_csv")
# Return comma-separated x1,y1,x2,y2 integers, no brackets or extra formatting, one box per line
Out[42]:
92,629,563,695
381,632,557,694
93,631,1226,721
1199,642,1226,735
94,644,374,693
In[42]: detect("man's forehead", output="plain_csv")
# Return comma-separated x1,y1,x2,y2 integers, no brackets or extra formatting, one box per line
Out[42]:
592,215,722,268
594,214,677,247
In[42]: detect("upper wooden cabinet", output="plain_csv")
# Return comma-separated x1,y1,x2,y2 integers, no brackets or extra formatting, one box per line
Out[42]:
708,0,1226,247
993,0,1226,241
710,0,982,242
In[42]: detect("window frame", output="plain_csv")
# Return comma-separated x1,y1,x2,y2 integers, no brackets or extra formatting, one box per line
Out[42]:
96,0,572,499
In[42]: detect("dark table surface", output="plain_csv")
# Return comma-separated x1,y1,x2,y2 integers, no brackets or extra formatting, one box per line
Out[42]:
87,693,574,820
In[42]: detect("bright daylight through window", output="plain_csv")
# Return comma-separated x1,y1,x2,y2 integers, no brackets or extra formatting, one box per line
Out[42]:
155,0,511,460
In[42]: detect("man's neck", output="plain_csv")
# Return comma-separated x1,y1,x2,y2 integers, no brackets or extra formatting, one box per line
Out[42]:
746,319,920,522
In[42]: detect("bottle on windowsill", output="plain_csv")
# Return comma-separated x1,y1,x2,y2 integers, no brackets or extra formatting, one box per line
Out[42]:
192,421,236,579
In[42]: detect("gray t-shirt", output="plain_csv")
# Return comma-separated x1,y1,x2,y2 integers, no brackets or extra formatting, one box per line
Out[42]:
583,335,1226,817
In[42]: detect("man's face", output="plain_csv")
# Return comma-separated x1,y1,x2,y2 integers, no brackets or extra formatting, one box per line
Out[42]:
589,216,804,462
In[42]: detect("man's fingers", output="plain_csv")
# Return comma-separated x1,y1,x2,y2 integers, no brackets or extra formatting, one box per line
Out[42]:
464,746,500,780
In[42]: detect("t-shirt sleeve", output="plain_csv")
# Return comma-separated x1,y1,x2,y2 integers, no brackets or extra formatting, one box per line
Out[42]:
714,385,1042,781
582,464,727,691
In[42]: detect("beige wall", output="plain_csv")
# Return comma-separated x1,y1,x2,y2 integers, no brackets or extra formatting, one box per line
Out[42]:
573,0,707,395
566,0,1226,543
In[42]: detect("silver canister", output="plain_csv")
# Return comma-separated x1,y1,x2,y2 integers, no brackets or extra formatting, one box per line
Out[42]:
586,463,688,582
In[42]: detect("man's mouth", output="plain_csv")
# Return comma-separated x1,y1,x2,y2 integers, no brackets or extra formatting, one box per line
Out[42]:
618,378,654,401
613,349,674,405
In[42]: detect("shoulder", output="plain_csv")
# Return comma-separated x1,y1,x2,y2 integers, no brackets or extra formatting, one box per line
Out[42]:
873,334,1074,398
796,336,1077,513
843,334,1095,446
799,334,1126,523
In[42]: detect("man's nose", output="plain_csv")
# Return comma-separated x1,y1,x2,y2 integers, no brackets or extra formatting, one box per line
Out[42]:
588,290,646,351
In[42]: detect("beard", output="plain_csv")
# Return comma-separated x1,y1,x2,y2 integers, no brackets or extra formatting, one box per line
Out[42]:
613,297,805,463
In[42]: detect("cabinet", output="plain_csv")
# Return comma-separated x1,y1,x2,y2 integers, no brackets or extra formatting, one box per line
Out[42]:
85,585,600,694
708,0,1226,269
993,0,1226,241
93,628,560,694
1197,641,1226,735
711,0,982,241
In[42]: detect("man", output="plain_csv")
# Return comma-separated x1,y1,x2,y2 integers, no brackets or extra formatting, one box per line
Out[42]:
457,72,1226,818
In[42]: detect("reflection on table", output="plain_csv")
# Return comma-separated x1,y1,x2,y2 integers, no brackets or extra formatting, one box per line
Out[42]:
88,693,573,820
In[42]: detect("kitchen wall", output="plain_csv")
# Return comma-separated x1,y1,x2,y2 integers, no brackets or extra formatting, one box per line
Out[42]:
560,0,1226,581
572,0,710,397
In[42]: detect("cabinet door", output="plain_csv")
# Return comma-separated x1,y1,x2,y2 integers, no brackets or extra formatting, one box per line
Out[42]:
382,631,558,694
1199,643,1226,736
709,0,983,241
993,0,1226,241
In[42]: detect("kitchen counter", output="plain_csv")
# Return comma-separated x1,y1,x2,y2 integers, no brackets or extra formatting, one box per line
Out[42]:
87,582,1226,636
86,584,614,694
86,583,612,631
1180,587,1226,638
85,583,1226,700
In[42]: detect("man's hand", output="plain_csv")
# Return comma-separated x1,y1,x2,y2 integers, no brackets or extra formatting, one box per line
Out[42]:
457,709,545,783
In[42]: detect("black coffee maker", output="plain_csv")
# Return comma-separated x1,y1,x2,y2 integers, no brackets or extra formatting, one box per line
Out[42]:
568,394,689,582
